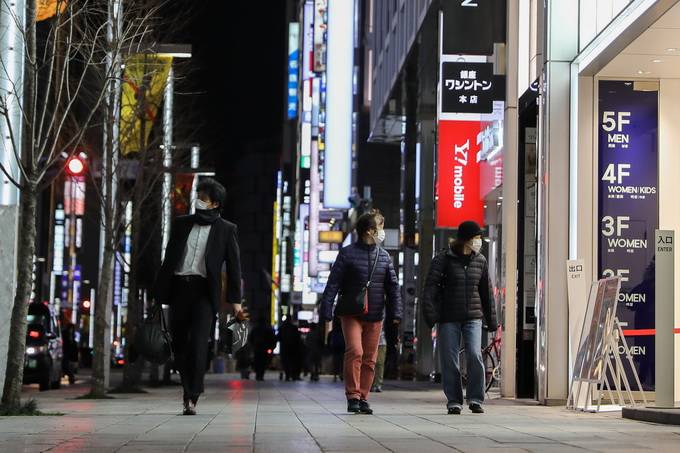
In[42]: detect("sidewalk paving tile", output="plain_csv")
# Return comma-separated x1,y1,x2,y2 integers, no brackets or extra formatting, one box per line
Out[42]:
2,372,680,452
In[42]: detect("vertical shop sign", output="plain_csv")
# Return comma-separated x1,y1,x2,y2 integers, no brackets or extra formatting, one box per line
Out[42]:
302,1,314,82
654,230,675,406
441,62,495,114
441,0,494,55
287,23,300,120
598,80,658,390
436,120,484,228
313,0,327,73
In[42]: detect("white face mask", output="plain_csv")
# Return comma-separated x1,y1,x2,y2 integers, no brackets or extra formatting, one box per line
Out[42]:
195,199,211,210
470,238,483,253
375,229,386,244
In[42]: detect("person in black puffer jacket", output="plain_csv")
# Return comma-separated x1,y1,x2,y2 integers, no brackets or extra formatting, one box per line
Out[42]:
320,209,402,415
422,220,497,415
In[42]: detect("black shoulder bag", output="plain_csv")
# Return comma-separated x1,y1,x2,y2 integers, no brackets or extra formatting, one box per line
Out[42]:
135,304,173,364
335,247,381,316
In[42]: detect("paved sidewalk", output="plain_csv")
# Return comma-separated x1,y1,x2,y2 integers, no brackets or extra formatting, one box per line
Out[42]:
1,372,679,452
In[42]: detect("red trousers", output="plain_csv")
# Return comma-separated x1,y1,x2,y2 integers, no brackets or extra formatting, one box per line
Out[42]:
341,316,383,400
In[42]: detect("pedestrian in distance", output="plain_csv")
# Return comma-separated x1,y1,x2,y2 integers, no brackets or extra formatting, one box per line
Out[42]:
371,326,387,393
305,323,324,382
422,220,498,415
278,317,303,381
61,320,78,385
327,317,345,382
250,317,277,381
235,341,252,380
154,178,247,416
320,209,402,415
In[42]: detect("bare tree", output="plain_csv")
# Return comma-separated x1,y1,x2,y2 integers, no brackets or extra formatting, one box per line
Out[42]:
89,2,201,396
106,61,200,394
0,0,169,409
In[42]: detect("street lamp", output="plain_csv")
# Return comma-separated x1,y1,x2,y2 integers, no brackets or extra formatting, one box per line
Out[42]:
64,153,88,325
160,44,192,260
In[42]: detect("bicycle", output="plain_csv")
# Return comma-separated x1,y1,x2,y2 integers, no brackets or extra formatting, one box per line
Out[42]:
459,325,502,393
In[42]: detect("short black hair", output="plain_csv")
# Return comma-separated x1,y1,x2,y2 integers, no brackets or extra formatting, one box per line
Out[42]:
197,177,226,208
356,209,384,238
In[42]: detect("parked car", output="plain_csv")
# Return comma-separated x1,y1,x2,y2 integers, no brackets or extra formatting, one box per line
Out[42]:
23,302,63,391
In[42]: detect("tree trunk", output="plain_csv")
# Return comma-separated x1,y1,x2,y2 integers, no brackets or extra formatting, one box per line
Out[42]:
1,183,38,410
91,243,114,397
1,0,37,411
120,69,153,391
90,54,118,397
120,209,144,391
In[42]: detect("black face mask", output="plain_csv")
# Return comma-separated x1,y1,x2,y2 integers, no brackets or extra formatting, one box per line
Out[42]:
194,208,220,225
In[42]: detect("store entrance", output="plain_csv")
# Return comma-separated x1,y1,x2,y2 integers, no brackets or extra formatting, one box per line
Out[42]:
516,83,538,399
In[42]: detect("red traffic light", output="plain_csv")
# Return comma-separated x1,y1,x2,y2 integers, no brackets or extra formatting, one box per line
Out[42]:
66,157,85,176
82,300,91,310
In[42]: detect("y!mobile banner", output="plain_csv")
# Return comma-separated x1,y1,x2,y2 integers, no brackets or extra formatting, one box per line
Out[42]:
598,80,658,390
436,120,484,228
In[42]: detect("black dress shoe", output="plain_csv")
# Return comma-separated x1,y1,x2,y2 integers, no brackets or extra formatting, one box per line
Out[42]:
469,403,484,414
448,407,462,415
359,400,373,415
347,398,361,413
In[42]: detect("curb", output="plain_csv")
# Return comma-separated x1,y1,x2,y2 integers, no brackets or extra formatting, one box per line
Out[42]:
622,407,680,425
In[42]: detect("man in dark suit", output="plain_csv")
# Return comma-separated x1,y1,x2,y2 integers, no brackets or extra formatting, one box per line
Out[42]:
154,178,246,415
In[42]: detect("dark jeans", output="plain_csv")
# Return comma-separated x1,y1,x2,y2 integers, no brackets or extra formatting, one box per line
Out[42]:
438,319,485,409
170,276,214,402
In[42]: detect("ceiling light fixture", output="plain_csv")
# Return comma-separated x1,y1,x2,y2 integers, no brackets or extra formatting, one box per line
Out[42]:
652,59,663,63
666,48,678,52
637,70,652,75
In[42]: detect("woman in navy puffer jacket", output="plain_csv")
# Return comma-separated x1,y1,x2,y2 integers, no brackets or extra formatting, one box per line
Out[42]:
320,210,402,415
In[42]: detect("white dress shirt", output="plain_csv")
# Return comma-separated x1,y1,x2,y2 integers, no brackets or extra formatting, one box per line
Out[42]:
175,224,212,278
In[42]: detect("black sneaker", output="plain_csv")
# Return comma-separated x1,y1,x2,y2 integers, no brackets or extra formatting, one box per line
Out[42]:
469,403,484,414
182,400,196,416
359,400,373,415
448,407,462,415
347,398,361,413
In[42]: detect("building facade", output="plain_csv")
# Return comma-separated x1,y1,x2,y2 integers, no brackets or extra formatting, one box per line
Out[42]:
367,0,680,404
280,0,680,404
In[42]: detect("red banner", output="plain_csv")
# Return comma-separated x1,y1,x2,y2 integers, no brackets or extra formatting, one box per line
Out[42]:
436,120,484,228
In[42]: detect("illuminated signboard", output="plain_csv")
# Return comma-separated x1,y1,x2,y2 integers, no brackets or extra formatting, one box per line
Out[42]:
53,207,65,274
436,120,484,228
323,0,353,209
302,1,314,82
441,62,495,114
313,0,327,72
64,177,86,216
287,23,300,120
319,230,343,243
281,195,292,293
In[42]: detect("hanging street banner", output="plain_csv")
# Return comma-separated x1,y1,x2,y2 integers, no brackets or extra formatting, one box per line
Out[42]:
436,120,484,228
597,80,658,390
36,0,67,22
120,55,172,156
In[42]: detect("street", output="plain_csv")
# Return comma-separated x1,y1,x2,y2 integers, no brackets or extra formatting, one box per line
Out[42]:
1,373,678,453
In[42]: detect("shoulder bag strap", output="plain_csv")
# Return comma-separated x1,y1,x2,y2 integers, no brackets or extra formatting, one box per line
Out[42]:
366,247,381,288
